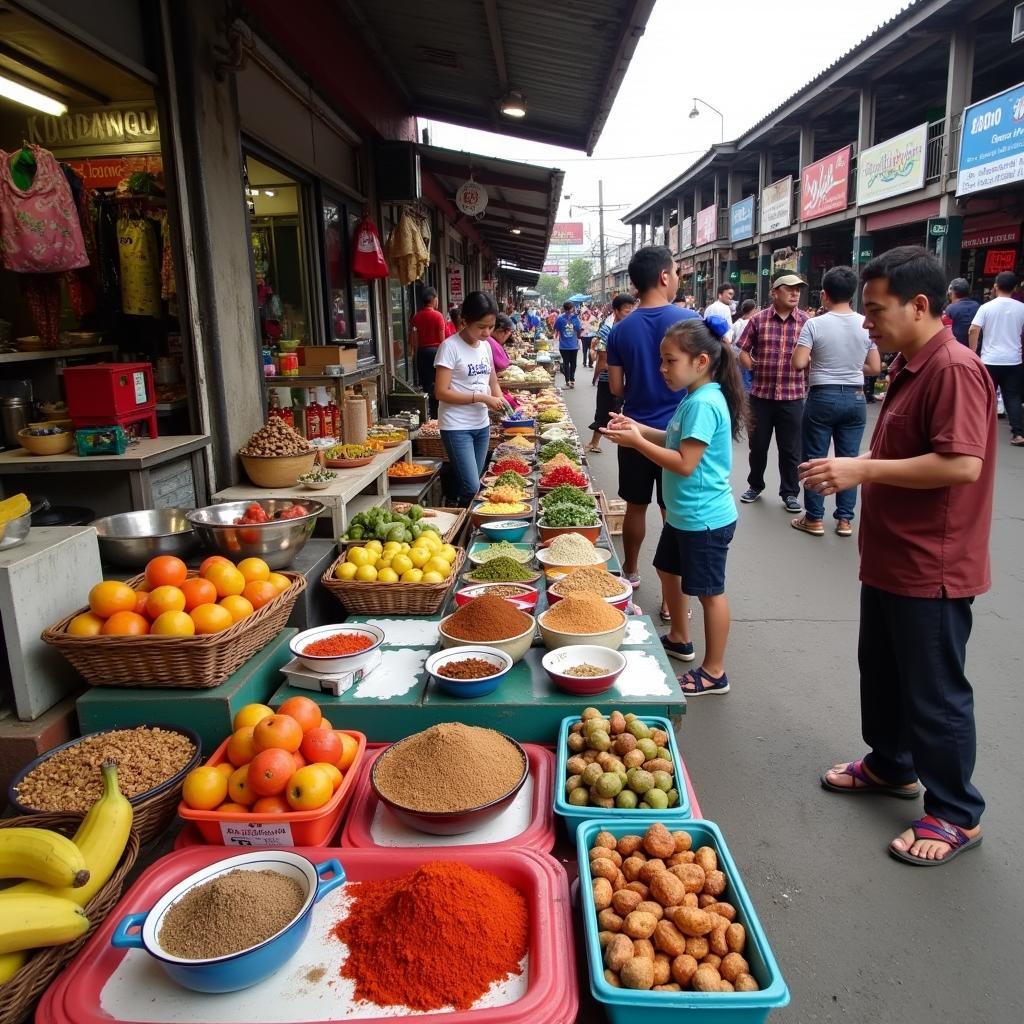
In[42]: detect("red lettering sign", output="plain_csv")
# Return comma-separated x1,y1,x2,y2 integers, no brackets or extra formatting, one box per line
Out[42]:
800,146,851,222
64,154,163,190
550,222,584,245
983,249,1017,275
962,226,1021,249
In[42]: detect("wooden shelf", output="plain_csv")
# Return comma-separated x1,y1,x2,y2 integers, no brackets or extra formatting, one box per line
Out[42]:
0,346,117,364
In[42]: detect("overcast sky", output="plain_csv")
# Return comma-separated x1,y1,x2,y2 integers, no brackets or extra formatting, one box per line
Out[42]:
424,0,912,269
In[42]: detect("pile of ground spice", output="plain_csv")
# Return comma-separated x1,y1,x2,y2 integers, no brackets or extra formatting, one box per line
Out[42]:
333,861,528,1011
467,556,535,582
473,541,532,564
550,565,629,599
545,533,602,566
158,869,305,959
541,594,624,633
436,657,501,680
442,594,533,642
468,584,532,599
564,663,606,677
373,723,525,812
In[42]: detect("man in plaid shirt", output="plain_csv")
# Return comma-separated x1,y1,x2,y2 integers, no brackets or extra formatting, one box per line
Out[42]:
736,274,809,511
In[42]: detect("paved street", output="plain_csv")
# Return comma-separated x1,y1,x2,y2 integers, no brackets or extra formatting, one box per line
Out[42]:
559,375,1024,1023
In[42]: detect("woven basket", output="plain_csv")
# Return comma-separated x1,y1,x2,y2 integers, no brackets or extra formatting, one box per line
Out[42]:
321,548,466,615
42,572,306,689
0,815,141,1024
8,725,202,846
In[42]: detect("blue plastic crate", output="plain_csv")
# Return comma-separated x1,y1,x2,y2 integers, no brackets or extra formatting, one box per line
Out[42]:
553,714,691,827
577,818,789,1023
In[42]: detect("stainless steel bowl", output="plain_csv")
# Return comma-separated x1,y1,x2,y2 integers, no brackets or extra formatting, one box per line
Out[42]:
92,508,199,568
186,499,324,569
0,509,33,551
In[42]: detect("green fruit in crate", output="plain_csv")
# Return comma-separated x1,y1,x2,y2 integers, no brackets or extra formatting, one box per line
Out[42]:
644,789,669,810
627,720,651,740
637,738,659,761
666,788,680,807
615,790,638,809
652,771,673,792
568,787,590,807
595,773,622,798
626,768,654,795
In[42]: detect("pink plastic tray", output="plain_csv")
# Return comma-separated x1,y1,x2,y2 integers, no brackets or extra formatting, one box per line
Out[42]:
38,846,578,1024
341,744,555,853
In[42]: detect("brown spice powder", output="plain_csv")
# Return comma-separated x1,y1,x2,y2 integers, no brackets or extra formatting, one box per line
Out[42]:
442,594,532,642
551,566,628,599
158,869,305,959
373,723,525,813
541,594,624,633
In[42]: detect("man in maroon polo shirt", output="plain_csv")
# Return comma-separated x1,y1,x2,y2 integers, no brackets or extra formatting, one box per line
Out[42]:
801,246,995,867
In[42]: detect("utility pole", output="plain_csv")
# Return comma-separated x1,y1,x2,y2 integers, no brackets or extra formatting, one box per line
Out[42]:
598,179,607,304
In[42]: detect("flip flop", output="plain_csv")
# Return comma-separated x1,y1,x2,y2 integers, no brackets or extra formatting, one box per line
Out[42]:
888,815,982,867
820,759,921,798
679,666,729,696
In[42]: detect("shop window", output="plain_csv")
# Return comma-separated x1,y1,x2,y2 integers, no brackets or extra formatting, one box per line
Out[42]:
322,196,350,341
390,280,411,382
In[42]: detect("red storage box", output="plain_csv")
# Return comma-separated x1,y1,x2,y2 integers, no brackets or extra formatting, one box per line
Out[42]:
64,362,158,437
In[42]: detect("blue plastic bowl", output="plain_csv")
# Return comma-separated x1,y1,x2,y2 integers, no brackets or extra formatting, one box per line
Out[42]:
478,519,531,542
501,417,535,429
553,714,691,826
425,645,513,697
111,852,345,993
576,818,789,1022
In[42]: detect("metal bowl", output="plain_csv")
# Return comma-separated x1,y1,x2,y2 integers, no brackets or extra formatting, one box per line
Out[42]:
187,499,324,570
92,509,199,568
0,509,33,551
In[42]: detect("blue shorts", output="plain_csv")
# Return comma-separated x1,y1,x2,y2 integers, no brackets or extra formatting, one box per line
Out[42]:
653,521,736,597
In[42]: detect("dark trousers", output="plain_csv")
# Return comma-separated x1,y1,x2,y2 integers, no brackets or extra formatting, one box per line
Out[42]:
985,363,1023,437
859,584,985,827
561,348,578,383
582,336,593,367
415,347,439,419
747,395,804,498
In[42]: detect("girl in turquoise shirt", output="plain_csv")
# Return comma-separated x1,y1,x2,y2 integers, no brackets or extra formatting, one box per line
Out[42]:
604,316,748,696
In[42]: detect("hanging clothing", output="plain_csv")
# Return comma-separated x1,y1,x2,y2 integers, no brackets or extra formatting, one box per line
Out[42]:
0,145,89,273
21,275,62,348
65,180,99,320
385,209,429,285
157,211,176,301
117,214,161,316
94,196,121,315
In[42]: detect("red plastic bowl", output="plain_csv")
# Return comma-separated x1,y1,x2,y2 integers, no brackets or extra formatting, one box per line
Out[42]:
546,576,632,612
541,645,627,695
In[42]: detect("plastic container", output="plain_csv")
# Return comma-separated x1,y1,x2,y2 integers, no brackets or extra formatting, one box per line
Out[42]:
342,744,556,853
425,645,513,697
576,818,789,1023
542,645,626,695
40,845,578,1024
176,731,365,845
553,714,691,827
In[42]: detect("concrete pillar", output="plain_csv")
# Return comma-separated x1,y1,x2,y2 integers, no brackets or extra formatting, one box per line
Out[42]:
856,87,875,159
758,244,772,305
851,216,873,311
159,0,264,488
631,222,637,252
943,26,975,182
676,195,685,253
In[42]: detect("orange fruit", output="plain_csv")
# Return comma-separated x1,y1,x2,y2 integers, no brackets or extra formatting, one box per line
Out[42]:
200,555,233,577
89,581,137,619
253,714,303,753
67,612,104,636
233,703,274,731
300,727,341,766
180,577,217,612
226,726,256,766
150,610,196,636
319,716,332,730
205,563,246,598
335,732,360,772
277,696,323,734
145,555,188,590
266,572,291,594
146,585,186,619
214,763,235,780
311,762,342,791
101,611,150,636
237,557,271,583
286,765,333,810
216,802,251,813
219,595,255,622
189,603,234,634
251,795,290,814
291,751,307,771
133,589,149,616
182,766,228,810
247,748,296,796
242,580,277,610
227,764,256,805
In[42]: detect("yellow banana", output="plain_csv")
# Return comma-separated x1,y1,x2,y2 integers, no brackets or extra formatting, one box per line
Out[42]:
0,828,89,889
0,951,27,984
11,761,133,908
0,894,89,955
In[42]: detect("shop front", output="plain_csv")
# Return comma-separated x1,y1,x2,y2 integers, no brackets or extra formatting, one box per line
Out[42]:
957,214,1023,299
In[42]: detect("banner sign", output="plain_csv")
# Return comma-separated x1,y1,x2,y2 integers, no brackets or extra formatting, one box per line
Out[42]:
956,81,1024,196
729,196,755,242
961,225,1021,249
64,154,162,190
800,146,851,221
447,265,464,305
695,205,717,246
983,249,1017,275
857,123,928,205
760,176,792,233
668,224,679,252
455,179,488,216
542,263,560,273
551,222,584,245
680,216,693,250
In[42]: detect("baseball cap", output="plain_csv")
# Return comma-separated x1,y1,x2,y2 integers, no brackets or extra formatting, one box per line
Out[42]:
773,273,806,287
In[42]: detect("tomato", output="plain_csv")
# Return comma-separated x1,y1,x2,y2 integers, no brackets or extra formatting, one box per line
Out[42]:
101,611,150,636
180,577,217,611
277,696,323,734
253,714,303,753
145,555,188,590
300,727,341,766
89,581,137,619
247,748,296,797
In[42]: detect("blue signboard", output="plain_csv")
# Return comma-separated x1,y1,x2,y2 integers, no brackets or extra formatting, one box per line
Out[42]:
729,196,755,242
956,81,1024,196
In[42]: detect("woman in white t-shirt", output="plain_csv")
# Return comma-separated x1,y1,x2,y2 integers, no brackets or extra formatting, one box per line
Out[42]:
434,291,507,504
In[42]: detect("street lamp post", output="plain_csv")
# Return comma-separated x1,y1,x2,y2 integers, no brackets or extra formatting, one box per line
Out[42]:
689,97,725,143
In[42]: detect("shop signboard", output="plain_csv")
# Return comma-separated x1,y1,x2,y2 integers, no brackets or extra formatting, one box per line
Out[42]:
956,81,1024,196
680,216,693,250
800,146,851,221
65,154,162,190
447,265,464,305
542,262,560,273
668,223,679,252
740,270,758,285
26,104,160,150
729,196,755,242
857,123,928,205
695,205,717,246
760,176,792,233
455,179,488,216
550,222,585,245
983,249,1017,275
961,225,1021,248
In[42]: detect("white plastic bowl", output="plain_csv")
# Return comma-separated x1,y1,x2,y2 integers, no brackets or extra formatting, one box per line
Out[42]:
289,624,384,674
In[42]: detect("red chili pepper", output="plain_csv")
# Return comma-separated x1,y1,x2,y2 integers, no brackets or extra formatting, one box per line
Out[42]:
491,459,530,476
540,465,587,488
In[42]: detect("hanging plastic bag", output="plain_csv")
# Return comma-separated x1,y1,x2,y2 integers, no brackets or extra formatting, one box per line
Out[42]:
351,213,389,279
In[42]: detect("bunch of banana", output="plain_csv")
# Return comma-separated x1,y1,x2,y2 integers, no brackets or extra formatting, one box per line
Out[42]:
0,493,30,541
0,761,133,985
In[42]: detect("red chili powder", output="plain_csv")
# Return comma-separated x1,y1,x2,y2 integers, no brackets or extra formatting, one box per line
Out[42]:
303,633,374,657
332,861,528,1011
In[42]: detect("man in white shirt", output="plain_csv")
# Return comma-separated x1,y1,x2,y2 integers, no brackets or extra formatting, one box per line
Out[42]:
704,283,735,325
969,271,1024,446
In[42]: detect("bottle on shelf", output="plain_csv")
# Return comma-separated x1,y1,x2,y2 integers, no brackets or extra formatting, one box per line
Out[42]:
303,388,323,440
324,389,340,440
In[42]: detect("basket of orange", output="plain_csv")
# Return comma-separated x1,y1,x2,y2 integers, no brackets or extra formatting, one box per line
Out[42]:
177,695,366,845
41,554,306,689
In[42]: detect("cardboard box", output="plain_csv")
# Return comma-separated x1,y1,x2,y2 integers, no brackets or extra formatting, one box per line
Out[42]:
299,346,358,371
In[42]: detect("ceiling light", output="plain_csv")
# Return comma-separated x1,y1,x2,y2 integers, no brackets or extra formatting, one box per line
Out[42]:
263,189,275,197
510,222,522,235
0,73,67,116
500,91,527,118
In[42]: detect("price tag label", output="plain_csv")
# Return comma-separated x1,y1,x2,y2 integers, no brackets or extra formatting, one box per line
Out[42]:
218,821,294,847
132,371,147,405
